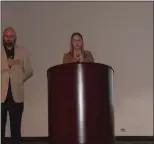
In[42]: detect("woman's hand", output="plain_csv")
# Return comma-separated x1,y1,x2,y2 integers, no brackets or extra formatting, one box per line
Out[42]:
74,51,84,62
79,53,84,62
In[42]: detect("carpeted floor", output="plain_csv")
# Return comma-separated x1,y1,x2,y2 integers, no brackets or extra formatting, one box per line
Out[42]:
3,141,154,144
19,142,154,144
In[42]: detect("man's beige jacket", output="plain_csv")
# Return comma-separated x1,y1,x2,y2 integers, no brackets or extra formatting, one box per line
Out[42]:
1,45,33,103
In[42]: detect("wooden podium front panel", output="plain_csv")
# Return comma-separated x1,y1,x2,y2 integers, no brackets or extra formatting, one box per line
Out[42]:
48,64,79,144
47,63,115,144
82,64,115,144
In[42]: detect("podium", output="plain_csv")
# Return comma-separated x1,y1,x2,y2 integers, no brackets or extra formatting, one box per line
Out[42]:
47,63,115,144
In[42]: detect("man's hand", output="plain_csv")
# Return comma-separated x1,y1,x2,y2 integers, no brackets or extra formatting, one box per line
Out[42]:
8,57,20,67
2,69,10,73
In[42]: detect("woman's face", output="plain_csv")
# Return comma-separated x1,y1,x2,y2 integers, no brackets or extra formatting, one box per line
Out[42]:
72,35,83,51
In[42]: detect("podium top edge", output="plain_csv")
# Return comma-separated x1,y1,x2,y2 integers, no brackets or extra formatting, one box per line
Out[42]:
47,62,114,73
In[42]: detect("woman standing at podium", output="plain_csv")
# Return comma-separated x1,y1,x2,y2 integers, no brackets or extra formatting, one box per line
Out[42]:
63,32,94,63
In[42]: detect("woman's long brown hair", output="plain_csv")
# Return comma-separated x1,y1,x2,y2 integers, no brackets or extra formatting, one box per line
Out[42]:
70,32,84,55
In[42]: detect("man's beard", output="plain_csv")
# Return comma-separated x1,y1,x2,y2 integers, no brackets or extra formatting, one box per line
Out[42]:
3,40,15,50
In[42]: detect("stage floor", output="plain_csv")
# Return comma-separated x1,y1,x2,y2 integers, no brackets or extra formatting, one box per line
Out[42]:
3,141,154,144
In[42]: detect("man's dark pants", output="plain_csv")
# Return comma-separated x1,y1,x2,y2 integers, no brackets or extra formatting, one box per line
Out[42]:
1,81,24,144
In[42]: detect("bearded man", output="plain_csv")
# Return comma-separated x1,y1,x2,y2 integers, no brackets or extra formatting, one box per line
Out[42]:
1,27,33,144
